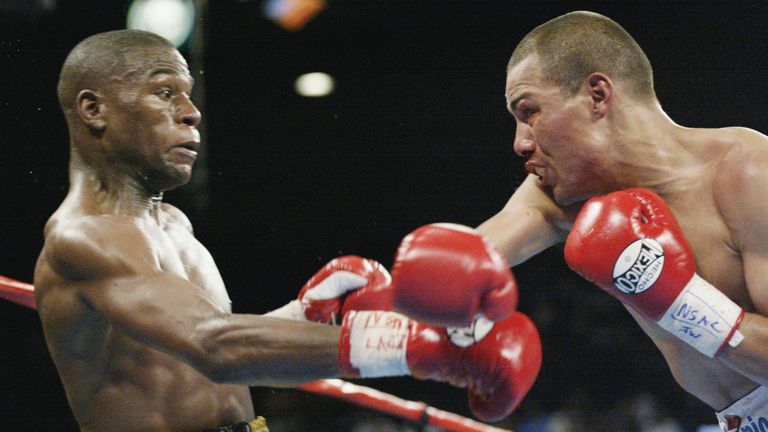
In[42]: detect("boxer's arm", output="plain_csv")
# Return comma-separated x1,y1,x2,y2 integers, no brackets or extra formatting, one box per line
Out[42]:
41,216,341,387
476,174,576,266
390,175,577,326
715,143,768,384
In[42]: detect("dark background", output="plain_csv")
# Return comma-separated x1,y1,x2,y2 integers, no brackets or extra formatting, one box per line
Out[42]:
1,0,766,430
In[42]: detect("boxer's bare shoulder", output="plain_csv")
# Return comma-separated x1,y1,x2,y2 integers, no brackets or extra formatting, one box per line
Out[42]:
159,202,193,232
48,215,150,267
708,128,768,310
713,127,768,188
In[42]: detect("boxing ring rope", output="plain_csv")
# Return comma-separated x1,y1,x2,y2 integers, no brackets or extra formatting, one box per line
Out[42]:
0,274,511,432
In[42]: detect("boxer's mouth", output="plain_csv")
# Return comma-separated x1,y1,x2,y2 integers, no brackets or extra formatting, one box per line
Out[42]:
524,160,545,181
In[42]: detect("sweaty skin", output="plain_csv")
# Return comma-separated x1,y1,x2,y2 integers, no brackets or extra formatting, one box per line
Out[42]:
477,53,768,411
35,37,340,432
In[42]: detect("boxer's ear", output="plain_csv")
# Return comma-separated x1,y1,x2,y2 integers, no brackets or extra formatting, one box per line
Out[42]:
586,72,613,119
76,89,107,131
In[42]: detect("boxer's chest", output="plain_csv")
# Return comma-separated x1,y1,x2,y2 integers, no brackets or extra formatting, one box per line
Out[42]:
150,223,232,311
674,203,752,311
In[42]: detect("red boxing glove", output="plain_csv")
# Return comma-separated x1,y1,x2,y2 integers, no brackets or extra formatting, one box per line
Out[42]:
339,281,541,422
391,223,518,327
265,256,390,324
338,311,541,422
564,188,744,357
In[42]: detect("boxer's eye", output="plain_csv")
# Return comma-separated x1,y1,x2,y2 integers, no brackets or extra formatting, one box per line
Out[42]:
515,102,537,122
156,89,173,99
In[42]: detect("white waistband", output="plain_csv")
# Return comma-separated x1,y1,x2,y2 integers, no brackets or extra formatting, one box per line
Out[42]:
715,386,768,432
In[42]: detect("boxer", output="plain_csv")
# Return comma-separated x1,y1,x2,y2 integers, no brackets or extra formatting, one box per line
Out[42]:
388,11,768,431
36,29,541,431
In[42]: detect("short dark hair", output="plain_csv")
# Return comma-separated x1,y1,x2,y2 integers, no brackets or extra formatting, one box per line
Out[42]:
57,29,175,116
508,11,655,101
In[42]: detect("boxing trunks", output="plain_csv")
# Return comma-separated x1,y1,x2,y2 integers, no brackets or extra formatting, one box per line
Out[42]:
203,416,269,432
716,386,768,432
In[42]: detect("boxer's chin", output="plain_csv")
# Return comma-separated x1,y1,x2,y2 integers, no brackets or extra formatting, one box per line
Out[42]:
552,186,591,207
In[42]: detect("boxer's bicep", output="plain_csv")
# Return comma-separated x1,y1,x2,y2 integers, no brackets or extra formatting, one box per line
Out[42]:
721,197,768,379
736,204,768,314
742,252,768,315
87,271,232,361
716,144,768,314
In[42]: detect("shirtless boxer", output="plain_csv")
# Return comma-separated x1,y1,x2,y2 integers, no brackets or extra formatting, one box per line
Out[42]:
389,11,768,432
34,29,541,431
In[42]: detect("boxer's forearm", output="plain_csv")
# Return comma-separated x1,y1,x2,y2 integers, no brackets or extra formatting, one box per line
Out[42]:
193,315,342,387
477,176,569,266
719,312,768,387
477,205,564,266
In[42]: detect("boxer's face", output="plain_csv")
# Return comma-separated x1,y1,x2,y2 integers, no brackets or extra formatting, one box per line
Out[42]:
101,46,201,192
506,55,609,206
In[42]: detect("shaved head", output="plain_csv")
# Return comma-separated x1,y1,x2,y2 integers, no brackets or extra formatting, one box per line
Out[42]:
57,29,176,118
508,11,655,101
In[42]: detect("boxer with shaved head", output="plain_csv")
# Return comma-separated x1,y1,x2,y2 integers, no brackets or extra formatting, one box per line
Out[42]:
387,11,768,432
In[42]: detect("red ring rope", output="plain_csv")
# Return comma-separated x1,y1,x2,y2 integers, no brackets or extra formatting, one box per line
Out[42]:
0,274,512,432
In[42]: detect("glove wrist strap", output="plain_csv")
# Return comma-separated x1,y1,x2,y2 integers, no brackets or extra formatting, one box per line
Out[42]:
339,311,411,378
657,273,744,358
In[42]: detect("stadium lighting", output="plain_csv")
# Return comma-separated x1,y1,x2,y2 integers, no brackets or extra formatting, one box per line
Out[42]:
126,0,195,47
294,72,335,97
